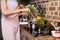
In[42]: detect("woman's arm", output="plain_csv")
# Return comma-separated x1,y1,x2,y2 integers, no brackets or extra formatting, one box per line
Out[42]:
1,0,30,16
1,0,22,16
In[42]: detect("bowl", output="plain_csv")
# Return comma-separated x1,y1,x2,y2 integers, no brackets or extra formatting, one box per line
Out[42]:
51,31,60,37
19,22,28,25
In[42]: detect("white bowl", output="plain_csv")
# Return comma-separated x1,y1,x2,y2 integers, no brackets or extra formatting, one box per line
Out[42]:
51,31,60,37
19,22,28,25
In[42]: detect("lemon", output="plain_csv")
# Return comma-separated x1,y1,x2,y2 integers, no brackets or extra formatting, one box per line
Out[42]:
36,16,42,20
19,4,24,9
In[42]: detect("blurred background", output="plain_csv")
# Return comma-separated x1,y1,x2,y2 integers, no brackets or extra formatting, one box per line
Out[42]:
0,0,3,40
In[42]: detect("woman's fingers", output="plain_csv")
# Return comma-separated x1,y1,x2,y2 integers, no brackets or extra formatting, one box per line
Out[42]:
18,8,31,16
21,12,28,16
22,8,30,13
21,8,30,16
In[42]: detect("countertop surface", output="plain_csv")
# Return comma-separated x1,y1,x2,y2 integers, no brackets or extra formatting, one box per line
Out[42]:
20,27,60,40
35,36,60,40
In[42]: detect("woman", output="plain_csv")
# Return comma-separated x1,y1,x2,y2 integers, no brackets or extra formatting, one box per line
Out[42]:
1,0,30,40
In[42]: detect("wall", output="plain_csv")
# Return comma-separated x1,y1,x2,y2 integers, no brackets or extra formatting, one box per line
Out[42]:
30,0,60,26
41,0,60,26
42,0,60,22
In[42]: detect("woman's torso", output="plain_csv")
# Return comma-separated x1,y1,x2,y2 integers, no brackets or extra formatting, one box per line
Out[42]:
1,0,19,27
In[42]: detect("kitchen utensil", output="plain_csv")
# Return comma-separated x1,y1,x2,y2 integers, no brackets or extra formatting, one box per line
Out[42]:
51,31,60,37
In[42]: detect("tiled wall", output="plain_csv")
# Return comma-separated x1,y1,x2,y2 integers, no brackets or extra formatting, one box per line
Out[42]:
30,0,60,26
42,0,60,23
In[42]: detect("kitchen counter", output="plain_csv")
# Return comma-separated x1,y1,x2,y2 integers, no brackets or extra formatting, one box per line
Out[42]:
35,36,60,40
20,27,60,40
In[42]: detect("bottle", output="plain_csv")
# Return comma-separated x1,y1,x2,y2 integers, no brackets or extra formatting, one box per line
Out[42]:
29,21,33,34
38,28,41,36
32,22,36,36
31,21,38,37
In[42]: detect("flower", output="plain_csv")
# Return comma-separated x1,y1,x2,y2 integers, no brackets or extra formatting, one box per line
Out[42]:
36,16,44,28
36,16,42,20
26,4,36,11
26,4,44,28
26,4,37,18
19,4,24,9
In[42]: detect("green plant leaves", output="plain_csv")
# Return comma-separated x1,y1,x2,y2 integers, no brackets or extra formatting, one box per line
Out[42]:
39,19,44,25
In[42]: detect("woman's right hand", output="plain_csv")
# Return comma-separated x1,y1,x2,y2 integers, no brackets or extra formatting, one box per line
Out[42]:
19,8,30,16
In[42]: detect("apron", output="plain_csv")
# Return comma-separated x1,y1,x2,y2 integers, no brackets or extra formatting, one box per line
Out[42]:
1,0,20,40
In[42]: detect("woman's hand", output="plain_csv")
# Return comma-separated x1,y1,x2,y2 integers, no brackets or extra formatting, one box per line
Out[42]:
18,8,30,16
